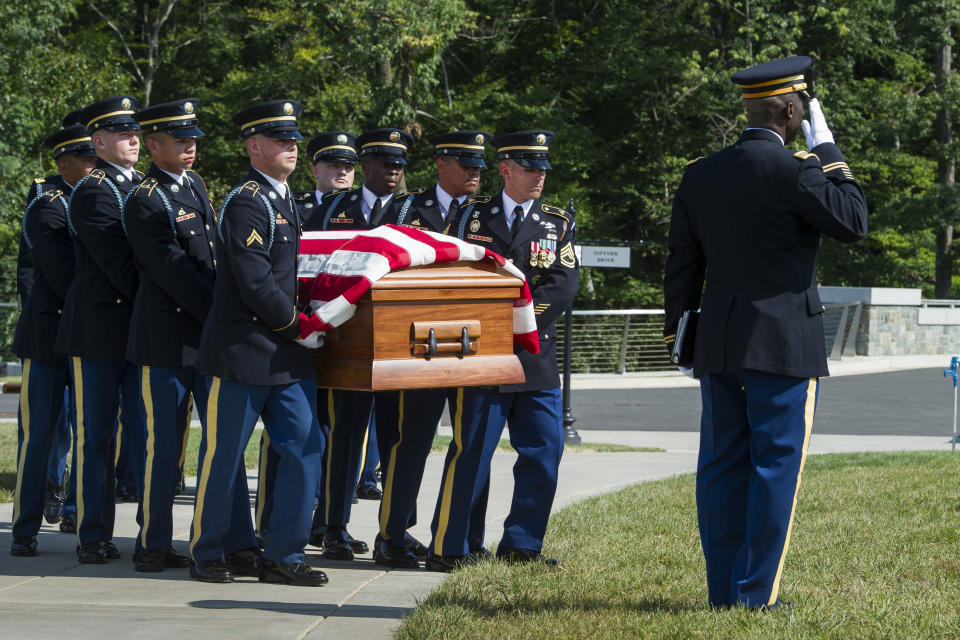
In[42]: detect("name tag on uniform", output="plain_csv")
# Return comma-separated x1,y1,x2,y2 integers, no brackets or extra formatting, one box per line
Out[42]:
176,212,196,222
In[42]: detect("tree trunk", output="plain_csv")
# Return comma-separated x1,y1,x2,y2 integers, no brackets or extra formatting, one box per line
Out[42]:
934,37,954,298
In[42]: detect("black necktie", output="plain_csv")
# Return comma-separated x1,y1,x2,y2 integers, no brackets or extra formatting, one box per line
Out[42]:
370,198,382,225
511,205,524,238
446,198,460,222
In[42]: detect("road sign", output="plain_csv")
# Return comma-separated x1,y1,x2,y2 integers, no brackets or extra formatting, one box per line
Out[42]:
576,245,631,268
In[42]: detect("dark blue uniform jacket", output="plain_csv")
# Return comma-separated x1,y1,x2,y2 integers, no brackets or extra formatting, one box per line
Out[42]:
663,129,868,378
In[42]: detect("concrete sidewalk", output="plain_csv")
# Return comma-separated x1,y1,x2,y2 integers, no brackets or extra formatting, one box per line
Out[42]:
1,428,954,639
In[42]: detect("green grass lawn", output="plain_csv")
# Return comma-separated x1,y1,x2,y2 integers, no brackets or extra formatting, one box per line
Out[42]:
397,450,960,640
0,423,656,503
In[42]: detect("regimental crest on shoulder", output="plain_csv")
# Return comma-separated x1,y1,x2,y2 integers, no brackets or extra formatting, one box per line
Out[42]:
330,187,355,195
134,177,159,197
467,195,492,204
400,187,425,197
34,177,45,184
293,192,310,201
43,189,64,202
88,168,107,185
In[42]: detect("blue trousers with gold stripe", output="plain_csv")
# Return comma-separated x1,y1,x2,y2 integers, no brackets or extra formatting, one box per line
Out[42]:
136,365,201,552
71,357,146,546
375,389,449,543
698,370,818,608
12,359,69,538
191,377,322,564
46,388,72,489
312,389,369,532
358,417,380,489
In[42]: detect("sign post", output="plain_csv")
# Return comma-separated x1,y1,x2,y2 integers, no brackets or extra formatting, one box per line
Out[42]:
560,201,634,444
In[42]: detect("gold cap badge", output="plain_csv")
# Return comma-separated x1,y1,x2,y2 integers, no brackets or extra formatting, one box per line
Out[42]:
389,131,400,142
536,133,546,145
184,102,194,114
476,134,485,144
283,102,294,115
121,98,132,110
337,134,347,144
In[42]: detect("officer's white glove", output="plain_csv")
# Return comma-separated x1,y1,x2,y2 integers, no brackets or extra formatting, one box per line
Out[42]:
295,330,325,349
678,366,694,378
800,98,835,150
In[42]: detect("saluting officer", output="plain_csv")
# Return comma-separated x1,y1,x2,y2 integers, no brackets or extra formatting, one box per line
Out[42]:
304,127,414,563
124,98,256,574
10,123,96,557
372,130,491,570
663,57,867,609
439,130,579,567
56,96,146,564
189,100,327,587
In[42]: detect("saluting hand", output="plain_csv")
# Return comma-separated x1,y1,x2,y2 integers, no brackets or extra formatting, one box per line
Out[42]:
800,99,835,150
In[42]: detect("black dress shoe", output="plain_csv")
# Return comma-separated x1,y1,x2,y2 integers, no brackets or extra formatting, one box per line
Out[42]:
425,553,468,573
175,469,186,495
135,547,192,571
77,542,105,564
496,547,561,567
115,484,138,503
323,527,368,560
372,534,419,568
225,547,262,576
259,559,328,586
59,513,76,534
102,540,121,560
133,548,167,572
355,485,383,500
10,536,38,557
467,547,495,563
43,483,64,524
404,532,428,560
307,529,326,549
190,559,233,583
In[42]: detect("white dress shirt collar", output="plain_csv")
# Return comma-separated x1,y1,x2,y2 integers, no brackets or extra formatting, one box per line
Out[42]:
160,167,186,185
361,184,393,223
104,160,135,182
255,169,288,200
502,191,534,226
435,183,467,220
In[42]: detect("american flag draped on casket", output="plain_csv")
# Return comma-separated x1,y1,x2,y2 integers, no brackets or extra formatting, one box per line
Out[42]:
296,224,539,355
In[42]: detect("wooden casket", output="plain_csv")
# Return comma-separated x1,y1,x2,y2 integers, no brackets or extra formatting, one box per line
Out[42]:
309,260,526,390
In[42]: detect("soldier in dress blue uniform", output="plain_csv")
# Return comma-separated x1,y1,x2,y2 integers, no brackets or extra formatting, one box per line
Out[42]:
124,98,255,574
371,130,492,570
188,100,327,586
9,123,96,556
55,95,147,564
294,131,357,227
663,57,867,609
437,130,579,568
302,127,414,562
255,130,359,545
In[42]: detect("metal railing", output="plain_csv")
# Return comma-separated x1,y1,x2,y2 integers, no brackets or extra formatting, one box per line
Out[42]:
823,302,862,360
555,310,671,373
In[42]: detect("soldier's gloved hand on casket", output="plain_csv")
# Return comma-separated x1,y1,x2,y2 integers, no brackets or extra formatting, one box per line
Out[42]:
295,330,325,349
296,310,327,348
800,98,834,150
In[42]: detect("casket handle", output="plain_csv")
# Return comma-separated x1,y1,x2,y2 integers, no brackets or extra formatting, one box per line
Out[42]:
411,320,480,358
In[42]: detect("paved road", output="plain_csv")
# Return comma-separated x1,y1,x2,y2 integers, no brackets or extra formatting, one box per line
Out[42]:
569,368,954,436
2,368,954,437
